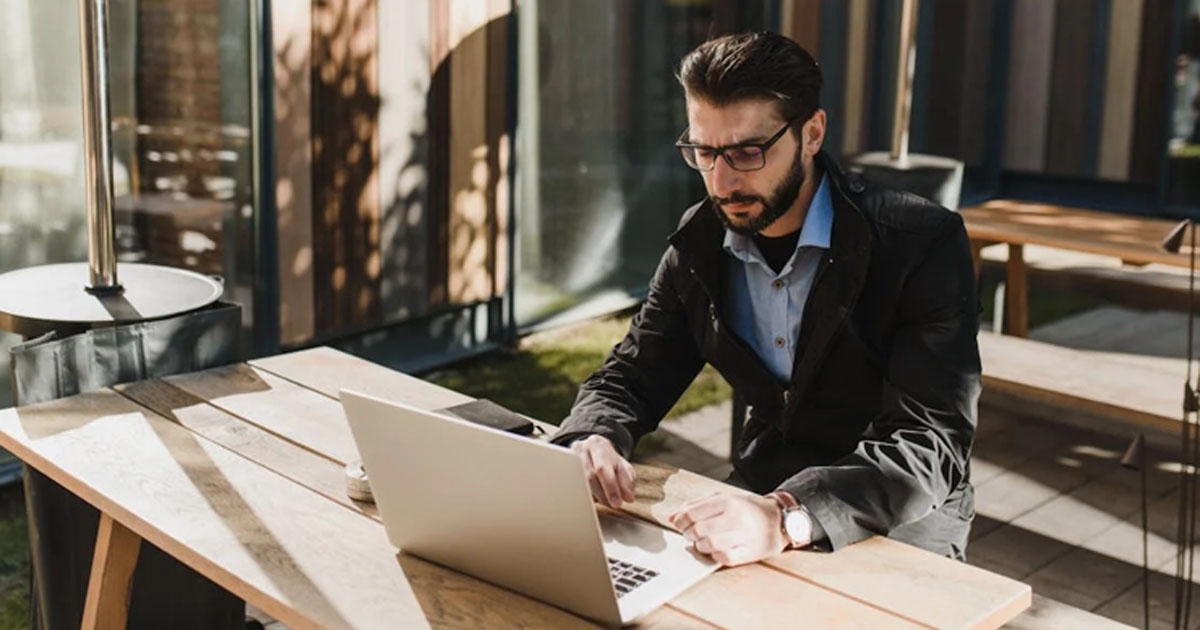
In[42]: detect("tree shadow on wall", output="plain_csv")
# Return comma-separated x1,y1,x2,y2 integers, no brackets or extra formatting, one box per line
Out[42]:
274,3,513,344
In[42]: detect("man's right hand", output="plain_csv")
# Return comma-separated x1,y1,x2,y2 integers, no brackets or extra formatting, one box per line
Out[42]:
569,435,637,508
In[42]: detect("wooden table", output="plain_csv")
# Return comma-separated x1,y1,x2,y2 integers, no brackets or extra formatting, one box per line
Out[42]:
0,347,1031,629
960,200,1193,337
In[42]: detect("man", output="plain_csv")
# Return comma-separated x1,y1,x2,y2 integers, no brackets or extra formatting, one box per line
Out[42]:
550,31,981,565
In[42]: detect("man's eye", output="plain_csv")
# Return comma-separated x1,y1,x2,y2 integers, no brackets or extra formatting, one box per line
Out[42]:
695,148,717,159
728,147,762,161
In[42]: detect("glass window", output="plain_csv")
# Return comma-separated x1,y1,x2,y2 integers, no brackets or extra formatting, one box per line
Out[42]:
515,0,771,329
0,1,261,399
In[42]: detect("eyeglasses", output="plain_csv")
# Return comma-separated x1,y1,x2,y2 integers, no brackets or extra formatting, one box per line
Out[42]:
675,121,793,172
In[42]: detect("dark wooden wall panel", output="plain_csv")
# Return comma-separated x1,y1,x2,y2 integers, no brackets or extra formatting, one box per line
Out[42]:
485,0,510,297
818,0,847,156
958,0,994,167
925,0,967,160
427,0,451,308
787,0,821,55
1045,0,1097,177
1002,0,1056,173
1130,0,1173,185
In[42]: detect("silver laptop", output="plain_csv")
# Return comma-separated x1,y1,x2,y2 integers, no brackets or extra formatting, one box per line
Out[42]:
340,389,718,626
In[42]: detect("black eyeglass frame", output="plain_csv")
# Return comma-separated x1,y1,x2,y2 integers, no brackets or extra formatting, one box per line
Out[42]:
674,120,795,172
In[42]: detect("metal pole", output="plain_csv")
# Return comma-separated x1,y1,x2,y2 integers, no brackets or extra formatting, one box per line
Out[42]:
78,0,120,293
890,0,920,164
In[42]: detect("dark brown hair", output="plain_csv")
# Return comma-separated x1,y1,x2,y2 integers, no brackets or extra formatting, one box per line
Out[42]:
677,32,822,125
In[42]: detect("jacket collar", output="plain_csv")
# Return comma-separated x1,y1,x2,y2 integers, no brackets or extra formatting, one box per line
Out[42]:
668,151,874,428
668,151,866,266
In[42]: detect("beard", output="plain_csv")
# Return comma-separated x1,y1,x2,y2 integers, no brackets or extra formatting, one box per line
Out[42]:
710,146,807,236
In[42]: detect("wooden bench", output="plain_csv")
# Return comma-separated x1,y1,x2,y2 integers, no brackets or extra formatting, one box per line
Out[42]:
977,243,1194,313
1004,594,1136,630
979,330,1184,436
961,200,1193,337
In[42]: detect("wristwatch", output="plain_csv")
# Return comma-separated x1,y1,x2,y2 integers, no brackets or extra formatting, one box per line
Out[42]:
781,504,814,549
767,491,813,549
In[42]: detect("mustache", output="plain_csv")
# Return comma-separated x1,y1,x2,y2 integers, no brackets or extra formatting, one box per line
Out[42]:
712,193,765,207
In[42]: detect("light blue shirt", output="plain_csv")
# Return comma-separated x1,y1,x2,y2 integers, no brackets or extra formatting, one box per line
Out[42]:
723,174,834,383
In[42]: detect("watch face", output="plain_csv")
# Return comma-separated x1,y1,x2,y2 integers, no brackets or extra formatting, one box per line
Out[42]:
784,508,812,545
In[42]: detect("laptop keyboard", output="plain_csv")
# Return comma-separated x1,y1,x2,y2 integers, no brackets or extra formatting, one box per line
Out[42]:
608,558,659,598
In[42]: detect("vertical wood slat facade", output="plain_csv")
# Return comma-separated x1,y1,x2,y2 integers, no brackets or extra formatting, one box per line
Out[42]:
1002,0,1057,174
957,0,994,168
311,0,381,333
841,0,871,156
1098,0,1144,182
273,0,315,346
1045,0,1099,178
274,0,511,348
1131,0,1174,185
270,0,1181,349
925,0,968,162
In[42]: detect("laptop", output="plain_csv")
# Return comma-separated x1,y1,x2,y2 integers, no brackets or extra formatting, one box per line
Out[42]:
340,389,719,626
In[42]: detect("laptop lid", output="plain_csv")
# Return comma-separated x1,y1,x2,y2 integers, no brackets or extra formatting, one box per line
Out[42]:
340,389,622,625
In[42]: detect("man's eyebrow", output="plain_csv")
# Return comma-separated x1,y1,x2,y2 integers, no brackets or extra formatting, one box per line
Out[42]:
688,132,773,146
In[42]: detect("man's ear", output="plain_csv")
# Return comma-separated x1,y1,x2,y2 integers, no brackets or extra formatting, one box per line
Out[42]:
803,109,827,156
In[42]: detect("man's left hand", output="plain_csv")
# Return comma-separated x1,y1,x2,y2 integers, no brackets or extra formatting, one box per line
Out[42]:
667,493,788,567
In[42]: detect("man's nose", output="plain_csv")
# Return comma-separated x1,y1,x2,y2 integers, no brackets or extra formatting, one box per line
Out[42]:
708,158,742,198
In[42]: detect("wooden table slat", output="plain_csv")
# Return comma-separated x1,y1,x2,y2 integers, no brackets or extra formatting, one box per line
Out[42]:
250,347,474,408
766,537,1031,630
115,378,380,521
670,564,927,630
164,363,360,465
961,201,1192,268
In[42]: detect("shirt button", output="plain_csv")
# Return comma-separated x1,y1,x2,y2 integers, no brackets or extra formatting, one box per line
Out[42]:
772,279,785,289
774,336,786,348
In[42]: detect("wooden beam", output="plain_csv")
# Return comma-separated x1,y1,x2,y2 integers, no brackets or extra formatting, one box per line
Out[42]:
311,0,382,331
81,514,142,630
1002,0,1056,173
273,0,316,346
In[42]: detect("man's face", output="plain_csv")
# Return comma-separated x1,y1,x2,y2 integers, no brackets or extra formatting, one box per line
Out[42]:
684,98,815,235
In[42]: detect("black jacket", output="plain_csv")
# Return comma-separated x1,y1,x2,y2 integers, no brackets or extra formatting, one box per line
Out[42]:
551,152,981,558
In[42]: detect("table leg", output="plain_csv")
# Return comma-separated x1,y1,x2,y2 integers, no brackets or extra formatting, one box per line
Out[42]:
81,513,142,630
1003,243,1029,337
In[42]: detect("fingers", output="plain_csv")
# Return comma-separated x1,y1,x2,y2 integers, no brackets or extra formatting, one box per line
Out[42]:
594,460,624,507
571,435,636,508
710,545,749,567
668,494,727,533
670,494,786,567
616,458,636,503
692,530,741,556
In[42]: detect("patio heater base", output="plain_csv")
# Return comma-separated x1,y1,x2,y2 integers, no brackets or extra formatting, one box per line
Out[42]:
0,262,224,338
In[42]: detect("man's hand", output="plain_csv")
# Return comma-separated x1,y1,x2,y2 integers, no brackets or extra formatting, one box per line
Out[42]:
667,493,788,566
569,435,636,508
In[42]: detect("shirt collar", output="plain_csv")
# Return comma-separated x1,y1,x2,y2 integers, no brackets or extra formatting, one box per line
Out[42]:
723,172,834,262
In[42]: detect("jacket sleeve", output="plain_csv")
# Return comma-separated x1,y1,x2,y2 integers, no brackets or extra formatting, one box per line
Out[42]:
549,247,707,458
779,213,981,550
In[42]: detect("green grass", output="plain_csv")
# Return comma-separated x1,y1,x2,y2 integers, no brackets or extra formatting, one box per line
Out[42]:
0,489,28,630
426,312,732,427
